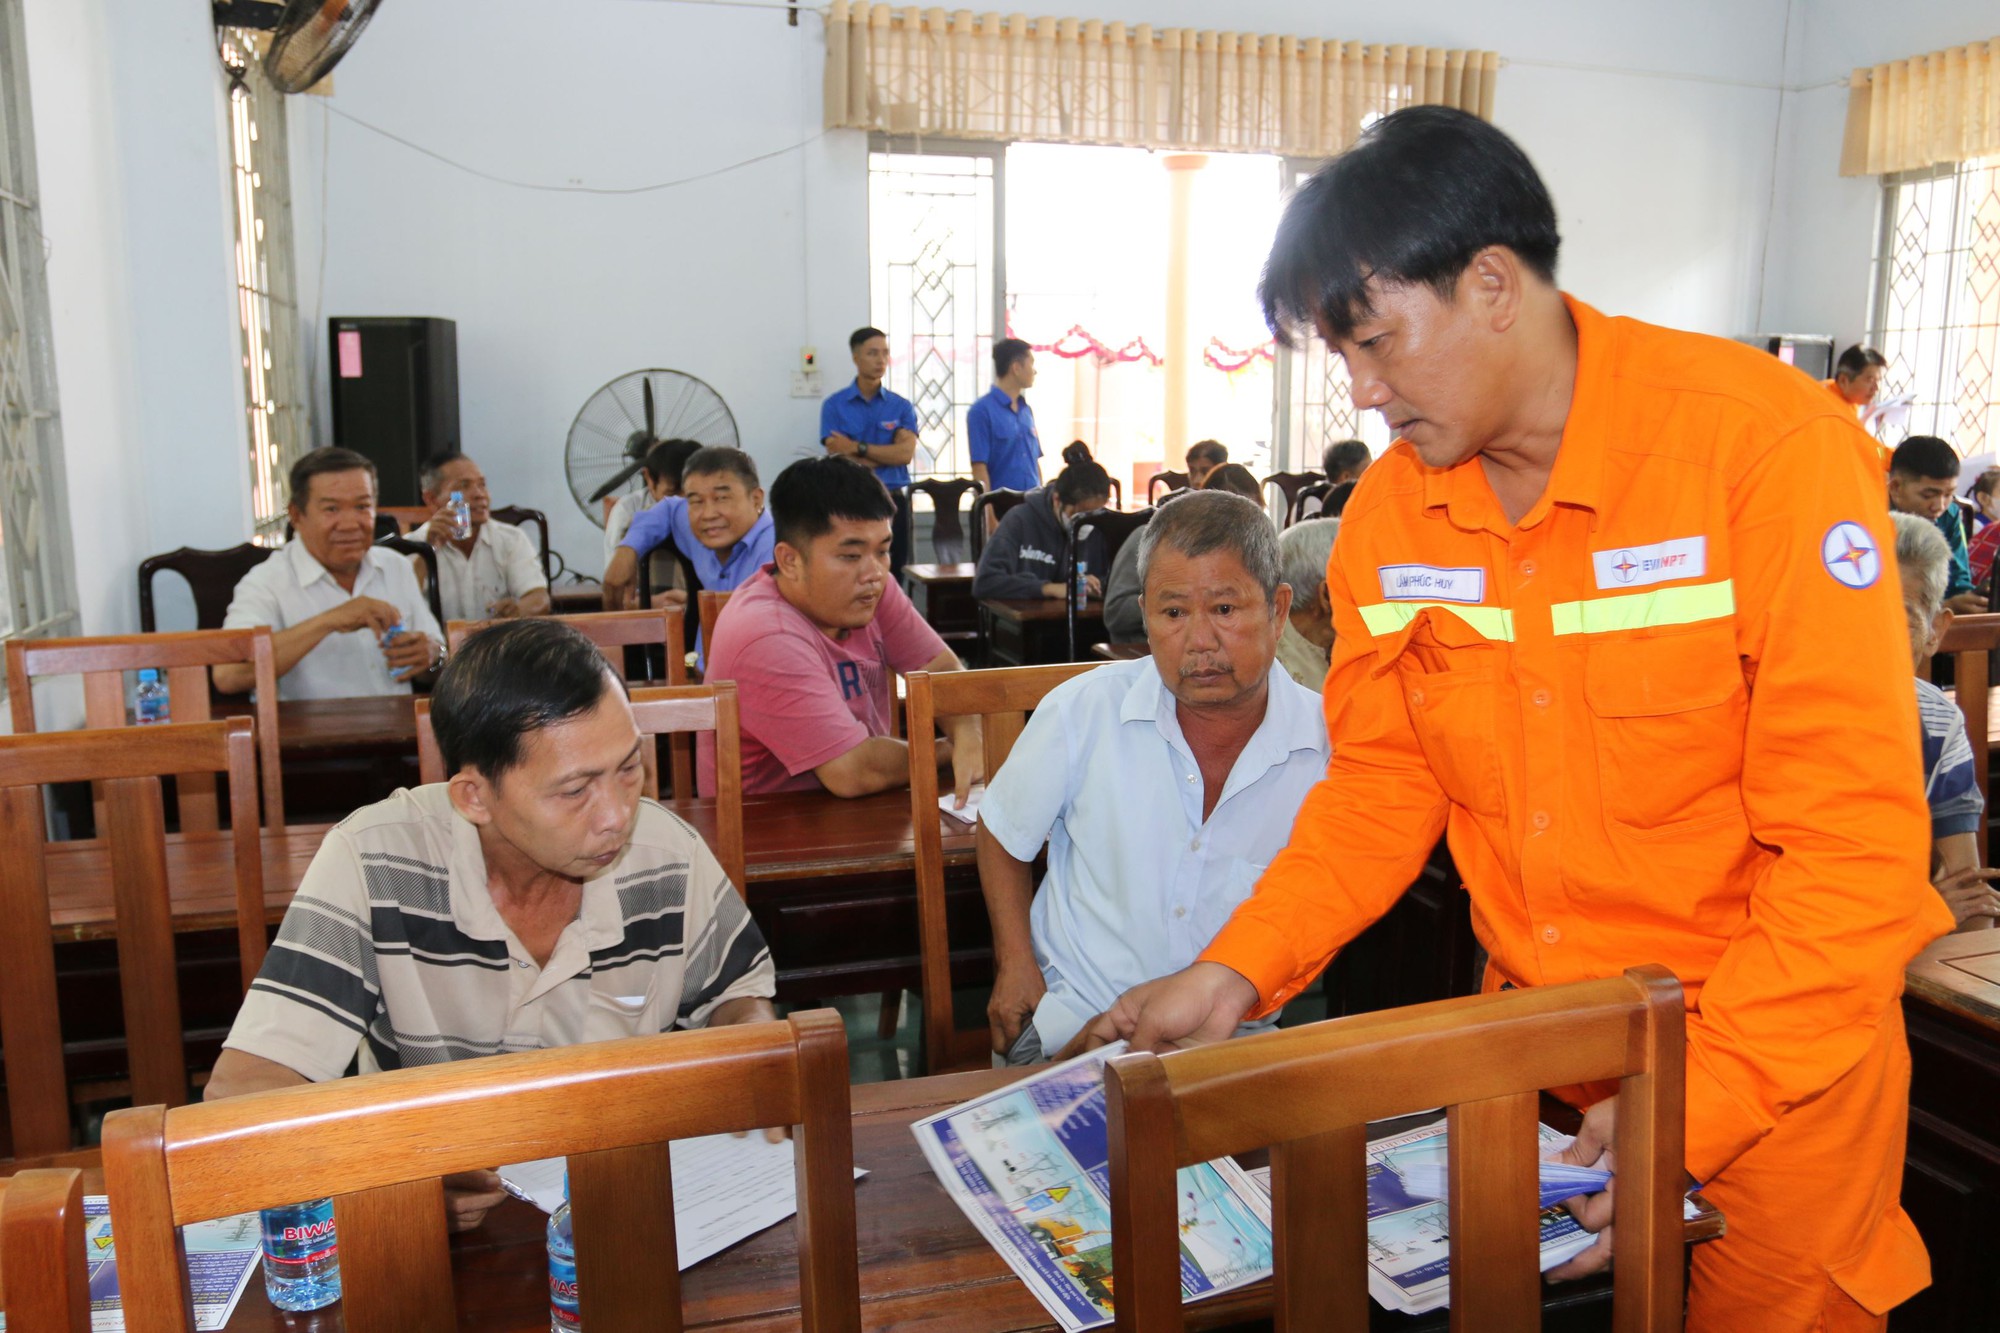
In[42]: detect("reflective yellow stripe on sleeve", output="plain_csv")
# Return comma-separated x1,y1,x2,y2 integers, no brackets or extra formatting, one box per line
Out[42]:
1359,602,1517,642
1549,579,1735,637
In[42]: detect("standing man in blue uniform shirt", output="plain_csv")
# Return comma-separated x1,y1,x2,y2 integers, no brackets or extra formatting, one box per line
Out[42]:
821,327,921,579
967,338,1042,494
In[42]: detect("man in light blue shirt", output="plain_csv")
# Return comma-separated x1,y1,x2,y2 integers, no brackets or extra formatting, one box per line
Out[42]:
977,490,1330,1061
966,338,1042,493
821,326,920,578
601,446,774,611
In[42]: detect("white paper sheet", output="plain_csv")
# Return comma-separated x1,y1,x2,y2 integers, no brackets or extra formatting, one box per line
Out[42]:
0,1198,262,1333
500,1134,865,1271
939,783,985,824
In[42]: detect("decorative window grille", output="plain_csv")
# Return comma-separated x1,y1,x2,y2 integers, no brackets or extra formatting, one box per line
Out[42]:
868,142,1002,481
1869,157,2000,457
0,0,78,641
1274,159,1391,472
221,29,308,540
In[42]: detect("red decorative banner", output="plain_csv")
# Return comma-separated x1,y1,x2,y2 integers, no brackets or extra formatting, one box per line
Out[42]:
1005,315,1275,373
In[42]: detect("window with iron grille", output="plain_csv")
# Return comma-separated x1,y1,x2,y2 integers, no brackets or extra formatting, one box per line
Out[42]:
221,29,309,541
0,0,79,642
1869,157,2000,458
868,142,1002,482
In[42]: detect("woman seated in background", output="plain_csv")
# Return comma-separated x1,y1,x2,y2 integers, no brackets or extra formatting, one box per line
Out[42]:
1184,438,1228,489
1967,467,2000,588
972,442,1113,601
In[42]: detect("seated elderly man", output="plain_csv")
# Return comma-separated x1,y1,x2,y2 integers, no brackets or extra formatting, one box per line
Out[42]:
418,450,551,623
1892,512,2000,932
206,618,776,1229
978,490,1331,1063
1275,518,1339,690
217,446,444,700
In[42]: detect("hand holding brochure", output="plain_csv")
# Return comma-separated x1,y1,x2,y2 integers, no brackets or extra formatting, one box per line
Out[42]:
911,1043,1272,1332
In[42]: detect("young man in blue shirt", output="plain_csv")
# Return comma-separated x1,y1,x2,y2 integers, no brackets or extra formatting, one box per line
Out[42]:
821,326,920,578
966,338,1042,493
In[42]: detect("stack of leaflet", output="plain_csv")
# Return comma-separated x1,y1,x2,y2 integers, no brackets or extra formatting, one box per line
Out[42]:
0,1198,263,1332
1244,1118,1612,1316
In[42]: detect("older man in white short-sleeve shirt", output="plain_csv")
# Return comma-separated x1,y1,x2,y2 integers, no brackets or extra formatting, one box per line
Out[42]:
977,491,1330,1063
417,450,551,624
217,446,445,701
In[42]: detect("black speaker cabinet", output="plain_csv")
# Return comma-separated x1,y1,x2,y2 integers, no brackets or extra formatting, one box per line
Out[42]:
328,316,460,505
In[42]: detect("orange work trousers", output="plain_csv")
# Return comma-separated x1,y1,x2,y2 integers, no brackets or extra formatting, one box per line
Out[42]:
1685,1005,1929,1331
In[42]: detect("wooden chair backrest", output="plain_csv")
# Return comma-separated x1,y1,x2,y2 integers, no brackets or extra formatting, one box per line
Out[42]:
0,1168,90,1332
411,683,744,892
1288,479,1335,527
969,489,1028,563
377,505,433,534
136,542,273,633
5,629,286,832
0,720,266,1158
1147,469,1189,502
490,504,553,584
103,1013,860,1333
376,535,446,626
697,590,733,655
903,662,1103,1073
1260,470,1323,519
446,610,692,793
1105,966,1687,1332
1937,612,2000,863
1063,508,1155,660
910,478,984,564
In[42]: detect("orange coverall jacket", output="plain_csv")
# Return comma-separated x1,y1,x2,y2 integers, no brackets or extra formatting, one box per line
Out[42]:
1203,298,1953,1319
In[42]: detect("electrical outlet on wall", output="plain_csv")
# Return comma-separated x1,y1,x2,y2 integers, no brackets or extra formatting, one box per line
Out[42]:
790,368,823,398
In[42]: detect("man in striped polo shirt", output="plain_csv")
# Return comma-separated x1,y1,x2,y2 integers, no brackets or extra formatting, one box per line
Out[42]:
207,618,775,1230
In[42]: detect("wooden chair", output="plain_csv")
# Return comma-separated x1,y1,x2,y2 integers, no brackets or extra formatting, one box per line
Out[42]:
910,478,983,565
1147,469,1189,503
1288,479,1335,526
1936,613,2000,863
413,682,746,894
698,590,734,656
448,609,692,793
1104,966,1687,1332
103,1013,861,1333
377,505,434,534
0,720,266,1159
376,534,446,627
6,629,286,831
0,1168,90,1332
1063,508,1154,660
372,513,404,540
904,662,1103,1073
137,543,274,633
492,504,554,584
1261,470,1323,523
969,488,1028,563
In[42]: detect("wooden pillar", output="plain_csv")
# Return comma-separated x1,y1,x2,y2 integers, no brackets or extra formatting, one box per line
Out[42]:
1161,153,1208,469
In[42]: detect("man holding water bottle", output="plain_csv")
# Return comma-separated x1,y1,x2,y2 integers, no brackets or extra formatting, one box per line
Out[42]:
418,449,551,624
217,447,445,700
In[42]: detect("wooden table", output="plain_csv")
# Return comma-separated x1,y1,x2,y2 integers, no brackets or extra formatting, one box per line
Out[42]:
214,696,422,822
980,598,1105,667
23,1067,1708,1331
905,562,979,654
43,790,981,1004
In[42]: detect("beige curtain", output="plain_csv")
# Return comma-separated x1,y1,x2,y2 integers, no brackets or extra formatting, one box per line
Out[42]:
1841,37,2000,176
824,3,1498,156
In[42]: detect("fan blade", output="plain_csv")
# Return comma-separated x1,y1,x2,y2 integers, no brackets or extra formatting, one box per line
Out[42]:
643,378,656,440
588,458,648,504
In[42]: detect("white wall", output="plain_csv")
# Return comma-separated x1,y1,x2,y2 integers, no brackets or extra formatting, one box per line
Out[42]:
24,0,251,638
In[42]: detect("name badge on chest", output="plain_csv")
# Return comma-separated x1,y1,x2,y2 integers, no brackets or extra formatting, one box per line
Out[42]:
1377,564,1487,603
1591,536,1706,590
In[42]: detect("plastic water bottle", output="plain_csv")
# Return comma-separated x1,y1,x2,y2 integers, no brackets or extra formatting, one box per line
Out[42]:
133,668,169,725
1073,558,1091,610
548,1173,580,1331
259,1198,341,1312
449,489,472,540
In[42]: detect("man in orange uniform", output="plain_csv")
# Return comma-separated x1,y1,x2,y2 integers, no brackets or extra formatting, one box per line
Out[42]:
1085,107,1953,1329
1825,344,1892,471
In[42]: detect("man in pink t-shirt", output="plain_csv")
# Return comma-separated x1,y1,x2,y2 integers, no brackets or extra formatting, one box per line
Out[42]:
701,457,983,798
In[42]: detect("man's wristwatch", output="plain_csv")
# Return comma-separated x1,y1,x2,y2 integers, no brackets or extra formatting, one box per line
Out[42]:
857,440,871,459
429,638,447,673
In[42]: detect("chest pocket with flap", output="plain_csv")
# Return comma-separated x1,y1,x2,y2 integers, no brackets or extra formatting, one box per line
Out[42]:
1584,622,1748,833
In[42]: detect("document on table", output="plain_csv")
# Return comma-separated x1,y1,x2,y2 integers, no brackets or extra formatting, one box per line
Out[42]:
499,1133,866,1271
911,1042,1273,1332
1242,1121,1701,1316
0,1196,262,1333
939,782,985,824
